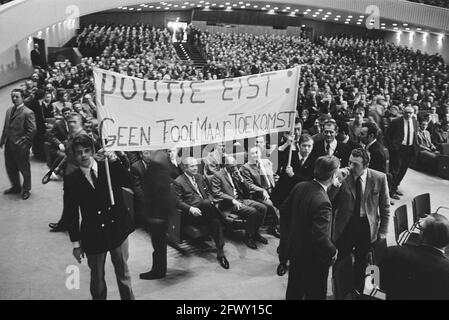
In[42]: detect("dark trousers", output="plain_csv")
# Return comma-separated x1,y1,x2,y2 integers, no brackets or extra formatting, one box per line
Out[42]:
4,140,31,192
258,199,280,227
335,216,371,292
184,200,225,255
86,239,134,300
32,133,46,161
391,145,415,191
232,199,266,237
286,255,330,300
148,222,167,275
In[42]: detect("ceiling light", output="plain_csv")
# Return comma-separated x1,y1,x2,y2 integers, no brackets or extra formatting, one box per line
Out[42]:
286,7,290,9
345,22,349,24
137,8,142,11
334,18,339,21
253,5,258,8
360,15,364,18
327,12,332,15
392,23,397,26
312,15,317,18
357,22,361,25
245,3,250,6
403,23,408,26
295,9,299,12
394,27,398,30
348,15,353,18
274,7,279,10
182,5,186,8
306,9,311,11
266,4,270,8
417,28,422,31
303,12,308,14
381,26,385,29
241,6,245,9
318,9,323,12
322,17,326,20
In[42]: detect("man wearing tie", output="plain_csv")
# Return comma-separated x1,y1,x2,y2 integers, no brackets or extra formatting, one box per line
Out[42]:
174,157,229,269
1,89,36,200
386,106,418,198
331,148,390,296
240,147,280,238
311,121,350,167
29,90,54,161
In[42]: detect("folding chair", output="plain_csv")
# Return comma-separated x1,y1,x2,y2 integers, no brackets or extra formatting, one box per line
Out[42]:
411,193,431,232
393,205,420,246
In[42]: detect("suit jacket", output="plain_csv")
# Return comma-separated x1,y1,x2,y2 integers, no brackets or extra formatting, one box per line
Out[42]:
416,129,435,151
367,140,387,174
0,104,36,149
130,160,147,203
380,245,449,300
49,119,68,148
174,173,213,213
331,169,390,243
65,161,135,254
311,139,350,167
240,160,275,195
386,116,419,152
204,149,226,180
211,168,250,201
29,99,54,134
279,180,336,264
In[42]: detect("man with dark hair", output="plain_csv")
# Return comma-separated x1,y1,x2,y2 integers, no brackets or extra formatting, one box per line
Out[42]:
348,107,365,143
359,122,387,174
280,155,340,300
1,89,36,200
331,148,390,296
311,121,350,167
29,90,54,161
174,157,229,269
65,135,135,300
338,121,361,152
386,106,418,198
381,214,449,300
211,156,267,250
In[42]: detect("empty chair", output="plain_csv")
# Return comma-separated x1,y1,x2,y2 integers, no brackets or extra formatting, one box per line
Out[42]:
411,193,431,230
393,205,420,246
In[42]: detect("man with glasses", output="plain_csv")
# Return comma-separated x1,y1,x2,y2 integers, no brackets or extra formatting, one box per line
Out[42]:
385,106,418,199
311,121,350,167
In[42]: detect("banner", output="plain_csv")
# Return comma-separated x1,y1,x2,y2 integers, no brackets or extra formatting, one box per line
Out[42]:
94,66,299,151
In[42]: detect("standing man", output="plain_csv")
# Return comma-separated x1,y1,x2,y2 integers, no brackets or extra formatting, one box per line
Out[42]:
1,89,36,200
311,121,350,167
65,135,135,300
359,122,387,174
280,156,339,300
386,106,418,198
30,43,45,68
174,157,229,269
331,148,390,296
29,90,54,161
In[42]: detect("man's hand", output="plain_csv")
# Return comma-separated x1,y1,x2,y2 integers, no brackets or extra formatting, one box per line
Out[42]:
95,149,118,162
330,249,338,266
58,143,65,152
189,207,202,217
73,247,84,264
379,233,387,240
286,166,294,178
232,199,242,210
262,190,270,202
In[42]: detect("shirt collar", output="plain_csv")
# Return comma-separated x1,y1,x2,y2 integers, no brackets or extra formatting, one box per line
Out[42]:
80,158,97,176
358,169,368,183
314,179,328,191
325,139,337,149
366,139,377,150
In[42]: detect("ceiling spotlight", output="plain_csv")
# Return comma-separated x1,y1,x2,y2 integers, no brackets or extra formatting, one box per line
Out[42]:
312,15,317,18
253,5,258,8
356,22,361,25
360,15,364,18
241,6,245,9
417,28,422,31
306,9,311,11
348,15,353,18
303,11,308,14
403,23,408,26
334,18,339,21
381,26,385,29
327,12,332,15
322,17,327,20
245,3,250,6
345,22,349,24
318,9,323,12
392,23,397,26
274,7,279,10
282,9,287,12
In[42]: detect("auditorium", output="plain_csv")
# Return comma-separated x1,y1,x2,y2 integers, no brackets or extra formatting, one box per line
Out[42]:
1,0,449,301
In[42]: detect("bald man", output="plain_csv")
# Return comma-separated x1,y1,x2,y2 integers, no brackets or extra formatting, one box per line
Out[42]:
385,106,418,199
174,157,229,269
380,214,449,299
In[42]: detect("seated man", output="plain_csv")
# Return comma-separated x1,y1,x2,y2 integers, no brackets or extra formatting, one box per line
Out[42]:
174,157,229,269
203,142,227,181
211,156,267,249
416,118,439,170
240,146,280,238
380,214,449,300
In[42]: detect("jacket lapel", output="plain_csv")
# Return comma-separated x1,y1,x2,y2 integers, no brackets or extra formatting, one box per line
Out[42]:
9,106,24,123
347,175,356,199
364,170,374,204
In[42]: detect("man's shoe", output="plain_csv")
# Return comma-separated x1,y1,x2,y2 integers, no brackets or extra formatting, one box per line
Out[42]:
277,263,288,276
139,271,165,280
254,233,268,244
243,237,258,249
4,188,21,195
395,190,404,196
217,256,230,269
21,191,30,200
390,193,400,200
267,227,281,239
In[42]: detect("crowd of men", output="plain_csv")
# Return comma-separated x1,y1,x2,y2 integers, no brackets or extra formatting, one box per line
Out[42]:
2,22,449,300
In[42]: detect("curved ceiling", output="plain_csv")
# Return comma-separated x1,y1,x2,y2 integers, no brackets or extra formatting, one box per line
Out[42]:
1,0,448,54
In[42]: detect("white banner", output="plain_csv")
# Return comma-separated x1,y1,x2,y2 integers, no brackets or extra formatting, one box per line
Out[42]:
94,66,299,151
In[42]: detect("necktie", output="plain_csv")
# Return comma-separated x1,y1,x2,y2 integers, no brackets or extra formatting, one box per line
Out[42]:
9,107,17,123
90,169,98,188
355,176,362,217
299,157,304,168
407,120,412,146
326,143,331,155
191,177,203,199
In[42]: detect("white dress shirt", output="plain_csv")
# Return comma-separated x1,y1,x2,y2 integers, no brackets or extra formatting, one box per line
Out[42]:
402,118,414,146
324,139,338,156
357,170,368,217
80,158,98,188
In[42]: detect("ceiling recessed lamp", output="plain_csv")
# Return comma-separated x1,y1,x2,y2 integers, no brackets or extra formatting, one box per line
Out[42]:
167,3,172,6
190,3,195,6
392,23,397,26
184,2,189,4
266,4,270,8
129,8,134,10
312,15,317,17
199,0,204,3
139,4,145,6
381,26,385,29
306,9,311,11
205,2,210,4
348,15,353,18
356,22,361,25
241,6,245,9
197,4,202,7
253,5,258,8
334,18,339,21
274,7,279,10
322,17,327,20
417,28,422,31
286,7,290,9
394,27,398,30
345,21,349,24
164,7,169,10
137,8,142,11
238,1,243,4
232,4,237,7
225,2,230,4
174,4,179,7
303,11,308,14
219,4,224,8
118,6,122,9
403,23,408,26
156,6,161,9
318,9,323,12
360,15,364,18
315,12,320,15
182,5,186,8
295,9,299,12
327,12,332,15
245,3,250,6
405,28,410,30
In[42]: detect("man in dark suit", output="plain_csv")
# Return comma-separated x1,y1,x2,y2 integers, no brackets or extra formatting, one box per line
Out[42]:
240,146,280,238
1,89,36,200
130,150,173,280
311,121,350,167
30,44,45,68
331,148,390,296
29,90,54,161
65,135,135,300
48,106,71,163
386,106,418,198
359,122,387,174
280,156,339,300
380,214,449,300
174,157,229,269
211,156,267,249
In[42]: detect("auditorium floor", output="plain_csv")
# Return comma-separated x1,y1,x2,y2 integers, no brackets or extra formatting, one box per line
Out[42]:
1,83,448,300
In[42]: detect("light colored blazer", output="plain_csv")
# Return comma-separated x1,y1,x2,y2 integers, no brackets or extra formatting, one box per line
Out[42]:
0,104,36,149
331,168,390,243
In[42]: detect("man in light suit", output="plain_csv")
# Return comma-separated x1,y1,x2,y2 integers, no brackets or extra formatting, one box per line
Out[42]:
211,156,267,250
174,157,229,269
386,106,418,198
240,146,280,238
331,148,390,295
204,142,227,180
1,89,36,200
